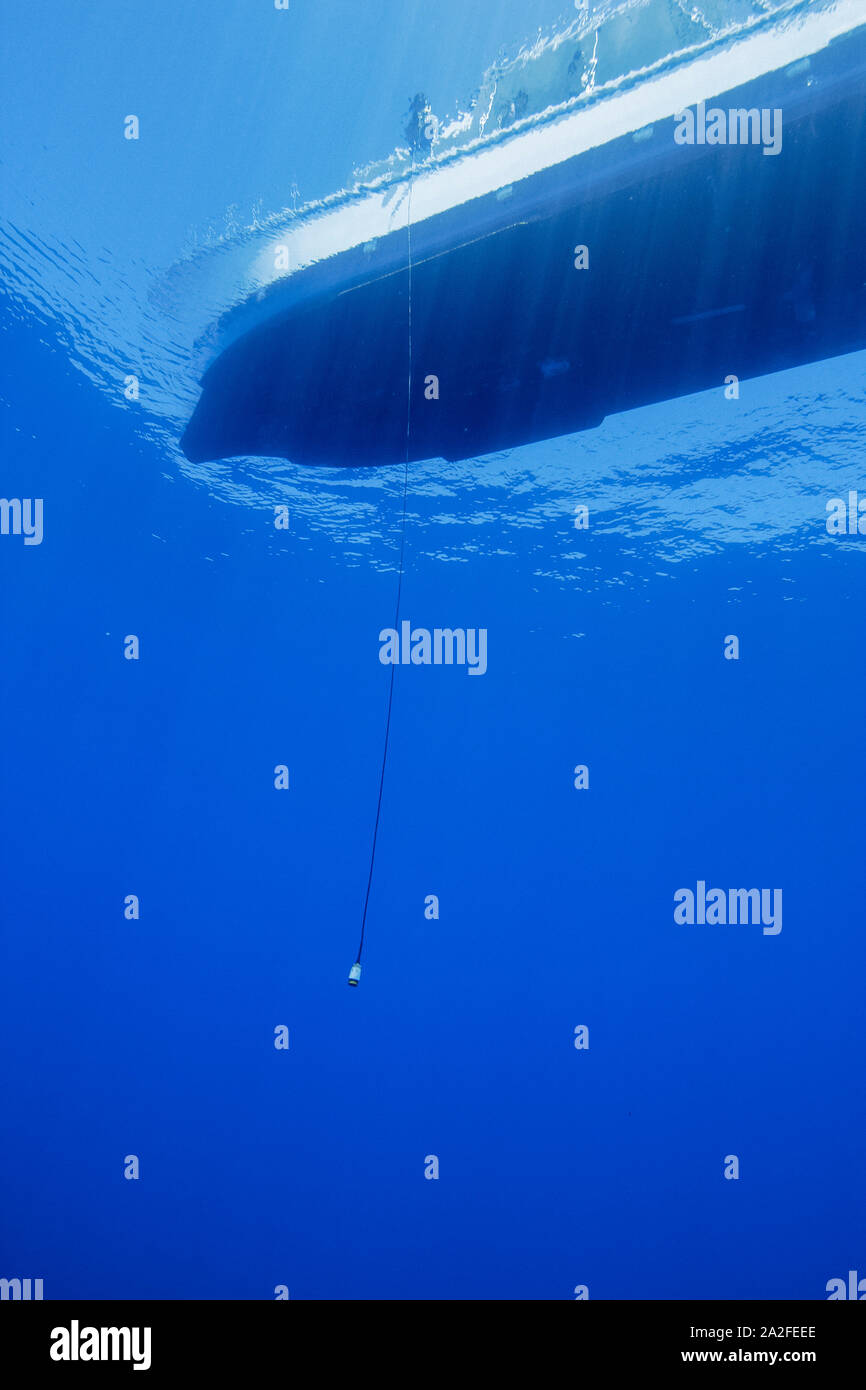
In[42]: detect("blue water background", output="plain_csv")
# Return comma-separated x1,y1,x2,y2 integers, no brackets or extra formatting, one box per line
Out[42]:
1,0,864,1299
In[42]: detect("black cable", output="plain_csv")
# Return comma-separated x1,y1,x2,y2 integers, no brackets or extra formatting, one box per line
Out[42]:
353,161,414,971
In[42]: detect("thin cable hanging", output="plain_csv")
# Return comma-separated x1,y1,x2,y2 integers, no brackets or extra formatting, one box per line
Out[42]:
349,160,414,987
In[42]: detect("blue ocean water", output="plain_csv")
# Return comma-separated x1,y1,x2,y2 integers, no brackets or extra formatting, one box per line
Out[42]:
1,0,864,1301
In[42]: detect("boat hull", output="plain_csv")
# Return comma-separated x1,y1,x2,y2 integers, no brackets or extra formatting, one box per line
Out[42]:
181,26,866,468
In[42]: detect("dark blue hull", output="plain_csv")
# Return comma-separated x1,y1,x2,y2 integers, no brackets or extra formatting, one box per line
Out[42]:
181,27,866,468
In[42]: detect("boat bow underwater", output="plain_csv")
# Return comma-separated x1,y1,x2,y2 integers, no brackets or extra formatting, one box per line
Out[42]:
181,7,866,469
